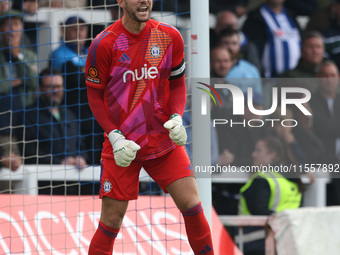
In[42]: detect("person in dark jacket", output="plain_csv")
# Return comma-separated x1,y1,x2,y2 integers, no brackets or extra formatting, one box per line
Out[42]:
0,10,37,171
50,15,103,164
22,68,87,167
21,68,90,195
310,60,340,205
279,30,325,93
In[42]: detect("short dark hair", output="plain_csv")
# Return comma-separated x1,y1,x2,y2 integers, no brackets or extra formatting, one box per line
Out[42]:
39,68,62,87
316,59,339,74
301,30,323,46
219,27,239,39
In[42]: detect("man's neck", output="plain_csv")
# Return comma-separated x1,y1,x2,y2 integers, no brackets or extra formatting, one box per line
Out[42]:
121,16,146,34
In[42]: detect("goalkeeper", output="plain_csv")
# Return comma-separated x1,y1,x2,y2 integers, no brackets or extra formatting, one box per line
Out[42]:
85,0,214,254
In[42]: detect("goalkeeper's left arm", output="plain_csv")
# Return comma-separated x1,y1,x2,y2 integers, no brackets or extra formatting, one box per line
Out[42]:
163,75,187,146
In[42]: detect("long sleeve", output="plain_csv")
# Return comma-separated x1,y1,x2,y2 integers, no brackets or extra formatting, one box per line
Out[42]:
87,86,117,134
168,75,186,116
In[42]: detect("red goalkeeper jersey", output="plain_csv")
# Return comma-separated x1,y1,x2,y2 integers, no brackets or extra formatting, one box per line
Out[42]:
85,19,186,160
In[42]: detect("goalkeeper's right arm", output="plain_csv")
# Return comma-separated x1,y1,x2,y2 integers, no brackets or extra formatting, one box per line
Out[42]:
87,87,140,167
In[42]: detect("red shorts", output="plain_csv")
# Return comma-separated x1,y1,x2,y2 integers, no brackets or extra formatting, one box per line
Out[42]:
99,146,195,200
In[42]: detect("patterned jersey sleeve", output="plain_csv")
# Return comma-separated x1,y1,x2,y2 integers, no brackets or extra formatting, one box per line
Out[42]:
169,27,185,80
85,31,113,89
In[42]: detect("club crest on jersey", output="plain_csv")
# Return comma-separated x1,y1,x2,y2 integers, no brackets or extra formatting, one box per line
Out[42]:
150,45,161,57
103,180,112,193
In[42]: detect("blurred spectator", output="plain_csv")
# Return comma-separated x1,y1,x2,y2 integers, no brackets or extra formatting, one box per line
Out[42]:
210,10,262,72
210,46,233,115
213,10,238,36
323,0,340,71
51,16,88,74
241,136,302,215
239,136,302,255
21,69,96,195
51,15,103,164
0,10,37,104
242,0,301,78
219,27,263,97
310,61,340,161
210,46,238,166
0,10,37,171
12,0,38,14
310,60,340,205
11,0,39,50
22,68,87,167
280,30,325,80
0,0,12,13
210,46,233,79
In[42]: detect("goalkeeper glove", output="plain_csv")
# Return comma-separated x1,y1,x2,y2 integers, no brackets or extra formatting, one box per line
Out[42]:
107,130,141,167
163,114,187,146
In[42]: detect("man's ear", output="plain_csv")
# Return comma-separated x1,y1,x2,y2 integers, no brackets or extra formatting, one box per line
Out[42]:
117,0,125,9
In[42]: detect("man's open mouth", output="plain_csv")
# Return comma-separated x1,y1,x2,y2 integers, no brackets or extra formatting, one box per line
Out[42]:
137,7,148,12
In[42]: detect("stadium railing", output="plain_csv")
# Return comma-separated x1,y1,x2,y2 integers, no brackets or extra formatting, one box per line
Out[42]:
0,165,153,195
0,165,330,207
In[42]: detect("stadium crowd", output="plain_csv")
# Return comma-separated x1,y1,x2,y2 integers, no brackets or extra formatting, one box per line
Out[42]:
1,0,340,253
203,1,340,254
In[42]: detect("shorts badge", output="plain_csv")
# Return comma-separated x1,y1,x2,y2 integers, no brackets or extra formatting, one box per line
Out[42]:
103,180,112,193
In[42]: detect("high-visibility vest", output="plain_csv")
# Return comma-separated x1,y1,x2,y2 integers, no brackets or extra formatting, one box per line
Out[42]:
239,171,302,215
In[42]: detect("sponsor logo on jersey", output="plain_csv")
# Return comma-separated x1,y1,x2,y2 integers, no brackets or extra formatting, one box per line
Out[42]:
87,66,101,84
123,64,159,83
150,45,161,57
103,180,112,193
